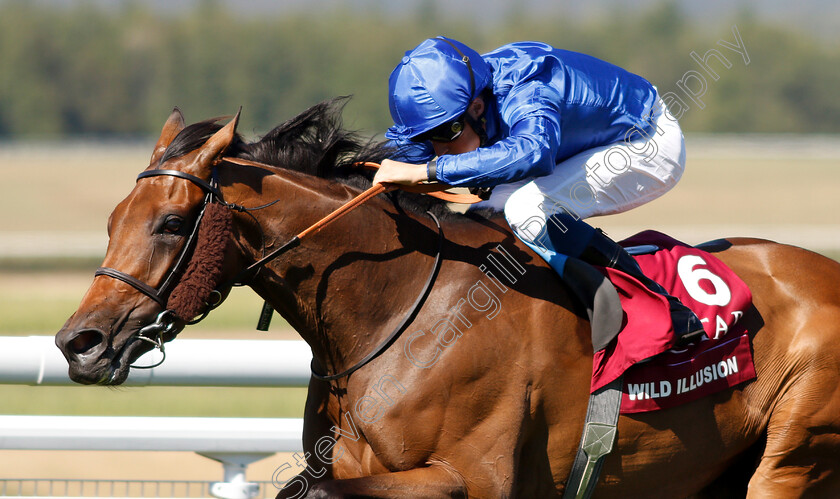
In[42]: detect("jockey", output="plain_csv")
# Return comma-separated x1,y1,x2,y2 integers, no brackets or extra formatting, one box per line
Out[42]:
373,36,704,346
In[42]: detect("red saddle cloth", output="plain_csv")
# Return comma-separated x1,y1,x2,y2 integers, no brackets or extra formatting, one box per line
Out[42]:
590,230,756,413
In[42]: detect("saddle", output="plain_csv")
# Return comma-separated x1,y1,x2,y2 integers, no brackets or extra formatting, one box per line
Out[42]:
561,230,756,409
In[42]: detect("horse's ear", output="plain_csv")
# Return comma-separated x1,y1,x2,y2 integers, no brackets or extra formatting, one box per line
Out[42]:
195,108,241,170
150,107,186,165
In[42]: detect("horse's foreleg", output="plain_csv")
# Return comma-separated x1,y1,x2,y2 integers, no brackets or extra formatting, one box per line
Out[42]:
281,465,468,499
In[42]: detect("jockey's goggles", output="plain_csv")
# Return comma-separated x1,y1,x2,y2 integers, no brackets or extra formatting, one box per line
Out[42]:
413,114,466,143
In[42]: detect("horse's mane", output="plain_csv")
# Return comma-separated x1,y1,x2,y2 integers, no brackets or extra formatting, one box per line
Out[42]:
160,97,479,220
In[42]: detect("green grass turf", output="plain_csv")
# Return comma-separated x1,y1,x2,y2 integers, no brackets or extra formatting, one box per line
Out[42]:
0,384,308,418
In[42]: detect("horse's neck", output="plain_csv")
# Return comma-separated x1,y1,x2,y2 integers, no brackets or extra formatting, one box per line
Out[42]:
227,167,441,374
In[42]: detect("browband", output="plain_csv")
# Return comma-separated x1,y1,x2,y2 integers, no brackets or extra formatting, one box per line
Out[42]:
138,169,223,199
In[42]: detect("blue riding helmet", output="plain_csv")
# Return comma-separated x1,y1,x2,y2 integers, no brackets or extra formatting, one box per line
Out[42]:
387,37,492,141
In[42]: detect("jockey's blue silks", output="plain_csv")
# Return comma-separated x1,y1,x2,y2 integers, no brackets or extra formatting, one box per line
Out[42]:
387,39,658,188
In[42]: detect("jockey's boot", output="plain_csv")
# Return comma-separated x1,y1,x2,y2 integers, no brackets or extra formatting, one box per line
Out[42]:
580,229,706,347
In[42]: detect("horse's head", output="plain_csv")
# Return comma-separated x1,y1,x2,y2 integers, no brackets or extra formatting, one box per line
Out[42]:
55,109,241,385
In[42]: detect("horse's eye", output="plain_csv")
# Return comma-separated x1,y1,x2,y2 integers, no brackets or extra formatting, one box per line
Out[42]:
162,216,183,234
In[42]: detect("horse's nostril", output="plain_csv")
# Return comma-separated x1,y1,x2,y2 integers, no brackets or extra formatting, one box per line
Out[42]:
69,329,106,356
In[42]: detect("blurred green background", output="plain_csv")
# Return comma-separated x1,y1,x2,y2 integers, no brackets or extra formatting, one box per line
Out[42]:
0,0,839,138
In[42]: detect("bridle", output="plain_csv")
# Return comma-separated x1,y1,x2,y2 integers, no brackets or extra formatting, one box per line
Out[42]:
93,159,473,378
94,168,224,368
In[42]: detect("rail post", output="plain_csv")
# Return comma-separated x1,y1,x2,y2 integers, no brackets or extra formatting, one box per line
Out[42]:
200,452,273,499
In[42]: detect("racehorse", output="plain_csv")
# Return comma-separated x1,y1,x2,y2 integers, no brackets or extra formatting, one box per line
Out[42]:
56,99,840,498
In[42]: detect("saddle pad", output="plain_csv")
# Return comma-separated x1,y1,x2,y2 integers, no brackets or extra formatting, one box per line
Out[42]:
590,231,755,404
620,332,756,413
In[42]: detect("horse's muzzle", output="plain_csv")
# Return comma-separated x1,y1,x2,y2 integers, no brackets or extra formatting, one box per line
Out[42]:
55,323,154,385
55,326,113,384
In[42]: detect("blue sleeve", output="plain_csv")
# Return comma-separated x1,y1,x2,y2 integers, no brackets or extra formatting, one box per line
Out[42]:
436,81,563,188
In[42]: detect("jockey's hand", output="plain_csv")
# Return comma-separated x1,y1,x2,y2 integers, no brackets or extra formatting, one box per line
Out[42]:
372,159,429,186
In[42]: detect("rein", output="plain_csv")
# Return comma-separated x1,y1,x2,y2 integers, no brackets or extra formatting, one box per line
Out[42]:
311,211,443,381
94,159,470,379
234,181,397,280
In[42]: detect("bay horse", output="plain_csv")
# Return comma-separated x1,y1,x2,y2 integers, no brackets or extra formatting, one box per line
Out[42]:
56,100,840,498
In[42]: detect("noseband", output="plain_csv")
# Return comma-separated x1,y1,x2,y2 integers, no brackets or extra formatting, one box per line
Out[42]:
94,168,223,368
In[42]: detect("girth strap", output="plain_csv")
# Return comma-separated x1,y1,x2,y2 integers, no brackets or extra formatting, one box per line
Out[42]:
94,267,166,307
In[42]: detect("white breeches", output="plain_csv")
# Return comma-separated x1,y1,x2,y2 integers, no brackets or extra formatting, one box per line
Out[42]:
475,93,686,238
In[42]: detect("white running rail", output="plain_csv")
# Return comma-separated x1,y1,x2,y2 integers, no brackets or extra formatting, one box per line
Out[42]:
0,337,314,499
